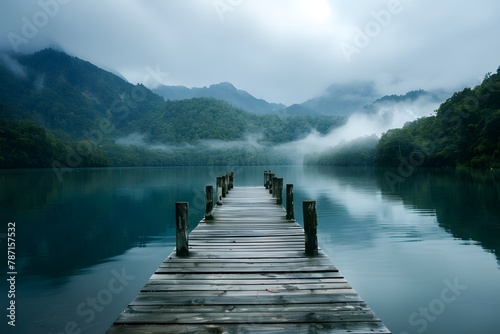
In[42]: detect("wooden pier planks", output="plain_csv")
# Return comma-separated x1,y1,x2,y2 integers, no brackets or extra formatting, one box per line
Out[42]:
106,186,391,333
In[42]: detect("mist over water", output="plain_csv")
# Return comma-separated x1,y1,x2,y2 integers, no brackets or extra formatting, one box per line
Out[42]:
277,95,443,160
115,133,266,152
113,95,443,165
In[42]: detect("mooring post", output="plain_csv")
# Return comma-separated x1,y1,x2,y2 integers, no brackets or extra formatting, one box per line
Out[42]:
268,173,275,193
205,185,214,220
276,178,284,205
272,176,278,197
175,202,189,257
216,176,223,205
286,184,294,220
303,200,318,256
264,171,269,188
221,175,227,198
229,172,234,190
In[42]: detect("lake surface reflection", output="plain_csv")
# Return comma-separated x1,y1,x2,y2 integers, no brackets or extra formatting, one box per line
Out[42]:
1,166,499,333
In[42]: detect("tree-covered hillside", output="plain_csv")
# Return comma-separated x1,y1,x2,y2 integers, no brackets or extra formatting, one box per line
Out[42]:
0,48,164,139
0,49,344,168
0,116,108,168
374,70,500,168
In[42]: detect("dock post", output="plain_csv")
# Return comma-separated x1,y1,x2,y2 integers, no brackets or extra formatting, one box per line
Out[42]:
221,175,227,198
273,176,278,197
229,172,234,190
264,171,268,188
303,201,318,256
266,171,272,189
268,173,275,193
276,178,283,205
272,176,278,196
216,177,223,205
205,185,214,220
286,184,294,220
175,202,189,257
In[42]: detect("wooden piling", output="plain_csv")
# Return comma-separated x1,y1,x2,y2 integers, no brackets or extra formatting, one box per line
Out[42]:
221,175,227,198
266,171,272,189
264,171,269,188
303,200,318,256
175,202,189,257
205,185,214,220
286,184,294,220
229,172,234,190
216,177,223,205
276,178,284,205
272,176,278,197
268,173,275,193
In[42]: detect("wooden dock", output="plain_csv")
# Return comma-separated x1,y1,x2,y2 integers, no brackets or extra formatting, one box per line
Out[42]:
107,178,391,333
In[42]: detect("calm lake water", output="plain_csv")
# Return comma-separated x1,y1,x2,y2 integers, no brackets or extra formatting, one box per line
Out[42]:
1,166,499,334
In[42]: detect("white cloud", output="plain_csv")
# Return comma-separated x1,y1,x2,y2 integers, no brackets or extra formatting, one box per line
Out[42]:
1,0,499,105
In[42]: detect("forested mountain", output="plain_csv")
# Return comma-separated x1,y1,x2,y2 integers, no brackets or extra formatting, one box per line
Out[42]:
153,82,286,115
0,48,164,139
2,48,496,169
363,89,447,114
0,48,344,168
302,69,499,168
374,70,500,168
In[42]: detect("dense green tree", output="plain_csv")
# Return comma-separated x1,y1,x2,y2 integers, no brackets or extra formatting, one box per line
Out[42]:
374,69,500,168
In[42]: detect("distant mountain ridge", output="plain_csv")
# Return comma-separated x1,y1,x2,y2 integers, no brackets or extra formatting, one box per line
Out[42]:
155,80,379,117
155,80,446,117
299,81,380,116
154,82,286,115
363,89,448,113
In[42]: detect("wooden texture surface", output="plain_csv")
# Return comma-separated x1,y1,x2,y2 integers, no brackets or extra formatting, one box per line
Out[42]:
106,186,390,333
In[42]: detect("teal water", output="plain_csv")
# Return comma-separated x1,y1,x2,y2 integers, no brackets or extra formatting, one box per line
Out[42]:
1,166,499,333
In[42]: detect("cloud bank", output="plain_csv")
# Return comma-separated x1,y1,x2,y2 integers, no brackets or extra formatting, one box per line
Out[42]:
1,0,499,105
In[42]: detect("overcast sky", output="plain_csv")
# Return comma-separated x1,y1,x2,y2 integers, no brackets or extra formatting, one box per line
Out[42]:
1,0,499,105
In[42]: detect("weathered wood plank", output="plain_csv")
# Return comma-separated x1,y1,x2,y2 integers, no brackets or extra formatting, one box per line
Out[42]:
107,322,390,334
114,309,380,324
129,291,364,306
141,282,351,292
119,302,371,314
162,256,330,263
155,266,338,274
148,272,345,280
